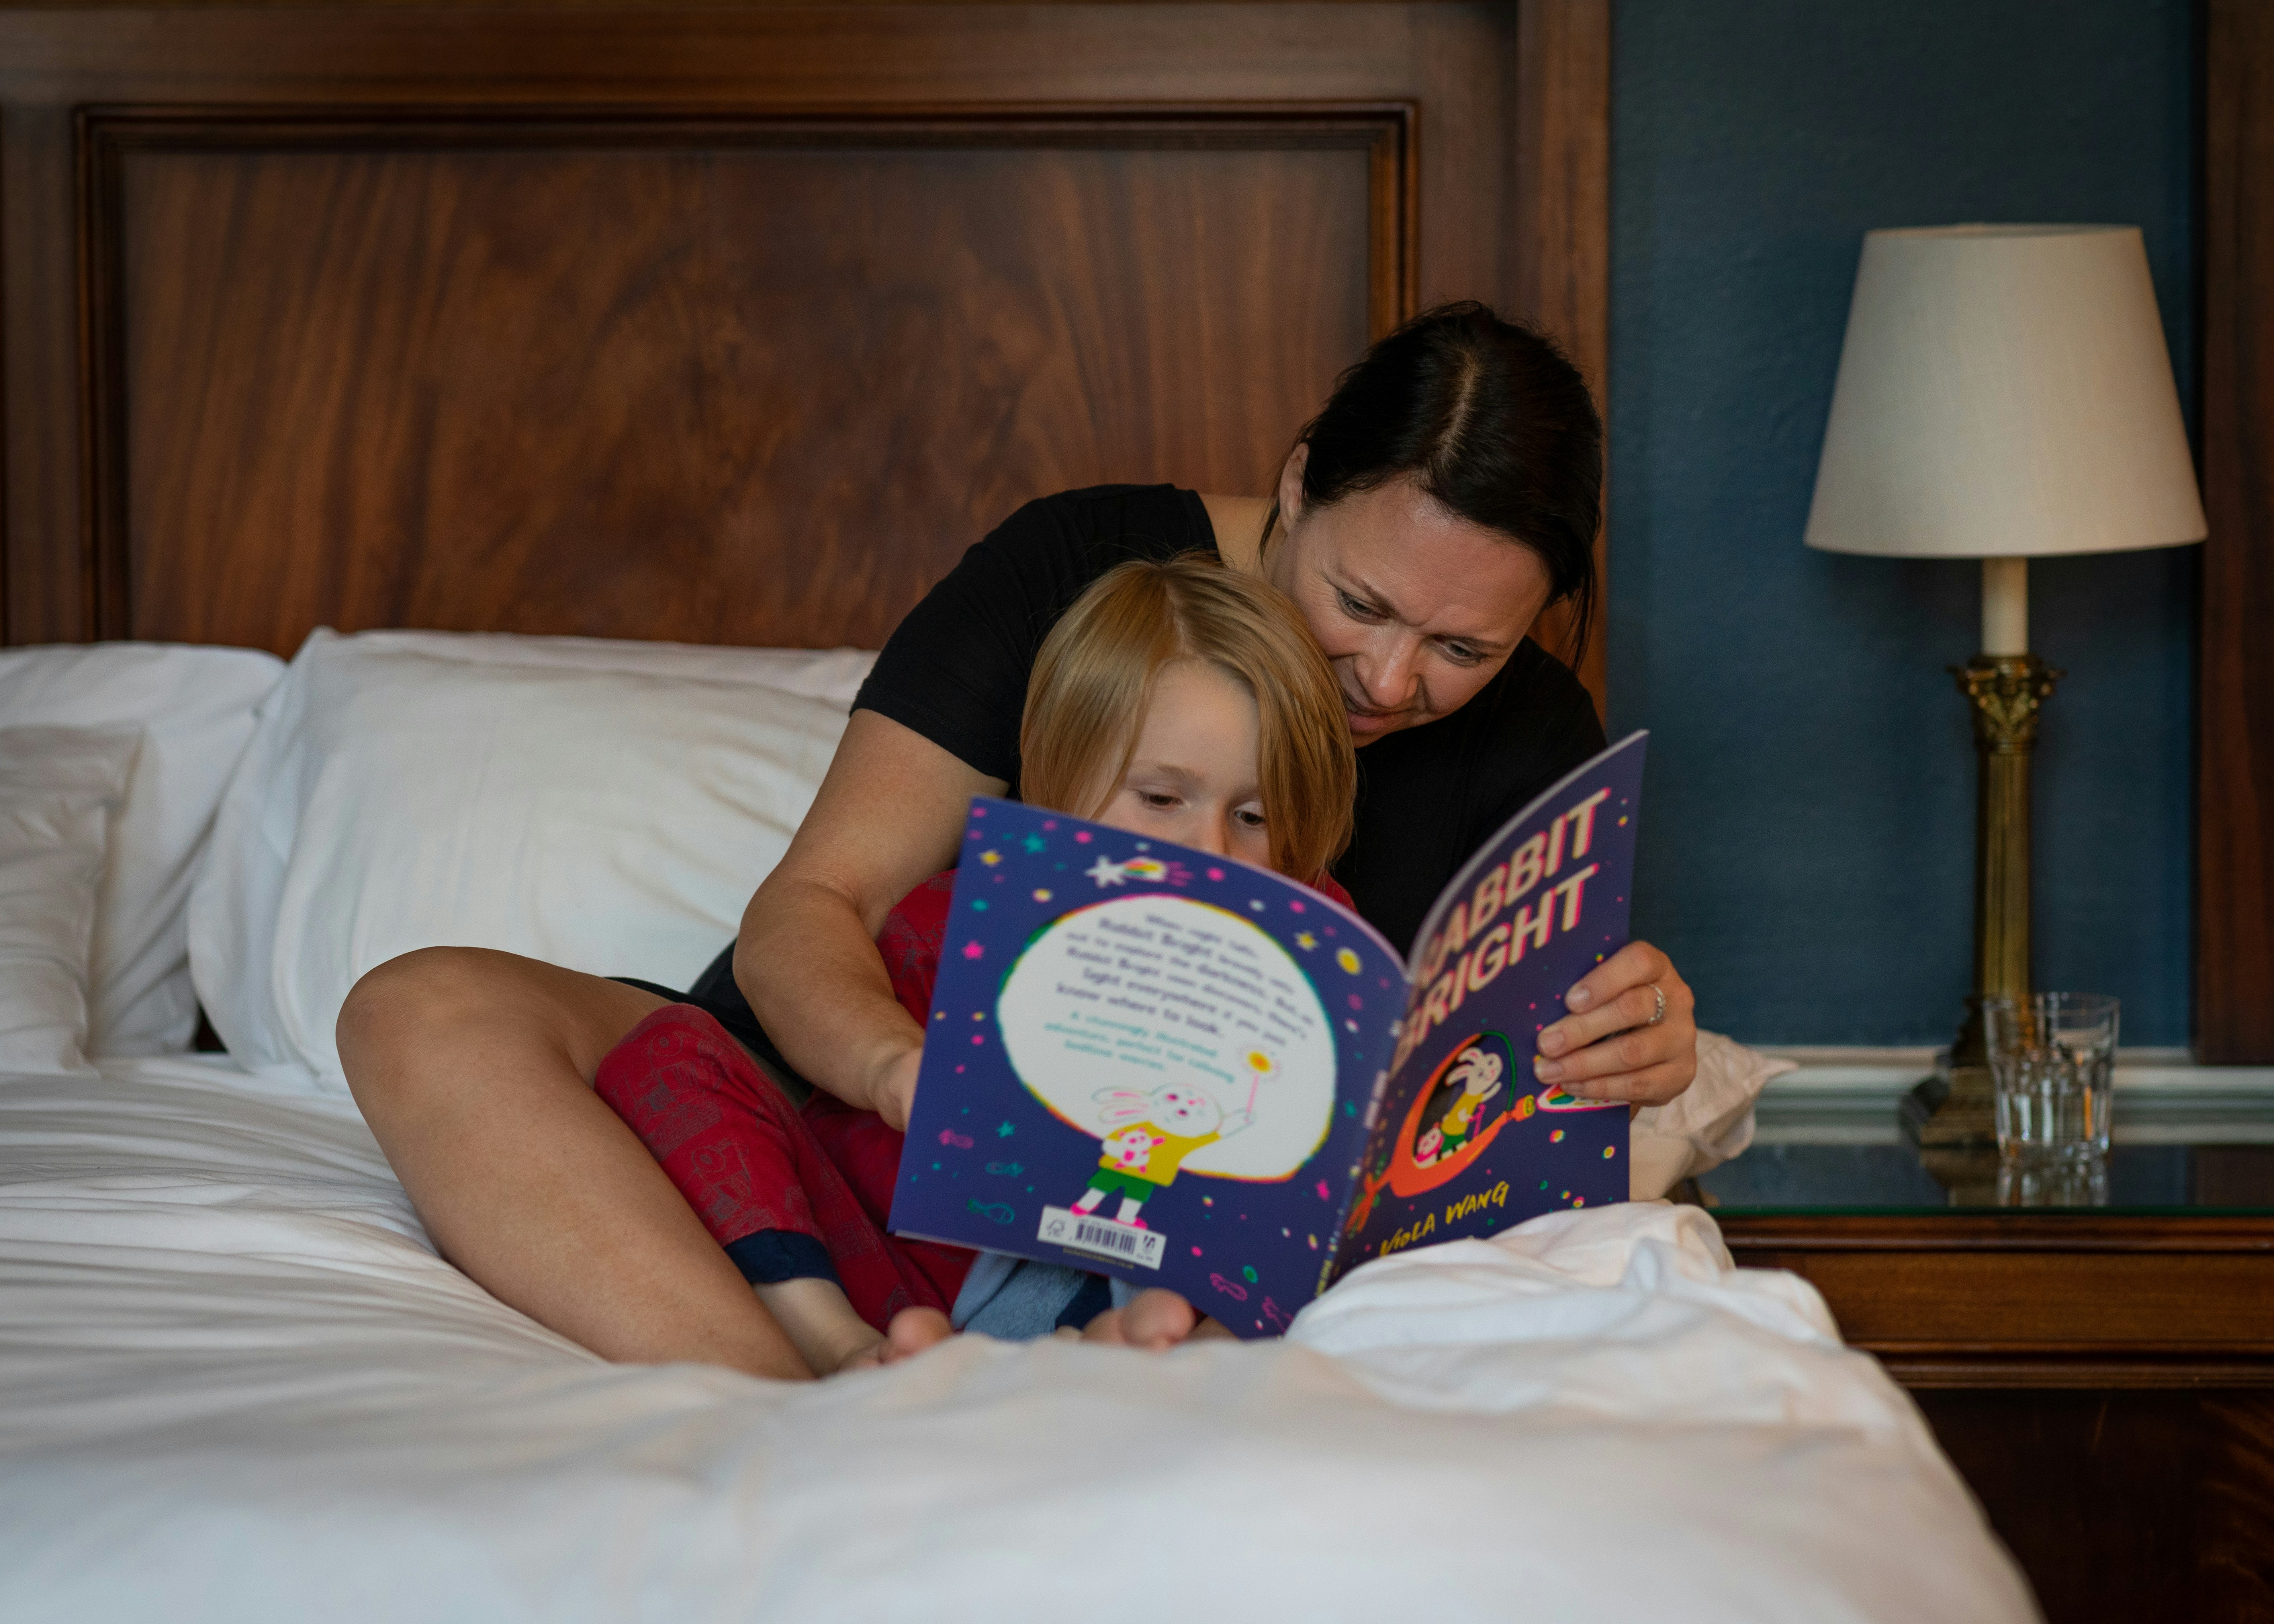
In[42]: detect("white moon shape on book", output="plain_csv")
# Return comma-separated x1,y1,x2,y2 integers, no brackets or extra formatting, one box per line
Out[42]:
996,894,1337,1179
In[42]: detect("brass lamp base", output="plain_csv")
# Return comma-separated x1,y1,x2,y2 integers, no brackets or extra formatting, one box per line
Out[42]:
1906,653,2062,1147
1902,1058,1996,1148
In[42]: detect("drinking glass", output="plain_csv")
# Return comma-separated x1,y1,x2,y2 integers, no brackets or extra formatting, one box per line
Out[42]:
1995,1156,2110,1208
1985,993,2118,1163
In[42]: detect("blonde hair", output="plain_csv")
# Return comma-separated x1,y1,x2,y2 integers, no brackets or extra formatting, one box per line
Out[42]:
1019,554,1356,883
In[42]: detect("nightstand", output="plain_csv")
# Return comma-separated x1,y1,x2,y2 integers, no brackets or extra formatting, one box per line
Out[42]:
1701,1088,2274,1624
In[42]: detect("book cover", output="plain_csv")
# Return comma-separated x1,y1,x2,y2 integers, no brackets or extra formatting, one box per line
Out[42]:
889,733,1646,1336
1335,734,1647,1270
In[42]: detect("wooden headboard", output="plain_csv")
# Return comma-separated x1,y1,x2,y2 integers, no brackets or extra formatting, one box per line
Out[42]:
0,2,1608,696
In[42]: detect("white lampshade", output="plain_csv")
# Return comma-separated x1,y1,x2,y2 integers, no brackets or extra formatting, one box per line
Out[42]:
1805,224,2205,559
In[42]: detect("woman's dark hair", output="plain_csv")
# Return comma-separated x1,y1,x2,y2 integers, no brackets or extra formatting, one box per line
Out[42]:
1274,301,1602,667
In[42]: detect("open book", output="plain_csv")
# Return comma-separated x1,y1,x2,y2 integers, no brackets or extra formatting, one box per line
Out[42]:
889,731,1647,1336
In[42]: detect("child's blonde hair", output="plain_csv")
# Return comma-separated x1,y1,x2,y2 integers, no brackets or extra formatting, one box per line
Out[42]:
1019,555,1356,882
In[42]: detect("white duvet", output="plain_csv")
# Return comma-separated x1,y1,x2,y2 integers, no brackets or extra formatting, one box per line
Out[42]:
0,1057,2036,1623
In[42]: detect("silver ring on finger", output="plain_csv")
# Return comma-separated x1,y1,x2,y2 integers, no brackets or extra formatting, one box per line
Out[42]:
1646,982,1667,1026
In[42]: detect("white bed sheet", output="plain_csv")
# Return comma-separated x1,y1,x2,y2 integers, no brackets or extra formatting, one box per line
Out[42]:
0,1057,2037,1624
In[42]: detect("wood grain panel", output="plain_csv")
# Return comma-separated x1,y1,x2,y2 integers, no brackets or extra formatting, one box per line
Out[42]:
1742,1248,2274,1353
1509,0,1608,692
2,2,1608,694
2203,0,2274,1063
89,115,1389,651
1722,1213,2274,1386
2203,1394,2274,1622
1914,1390,2274,1624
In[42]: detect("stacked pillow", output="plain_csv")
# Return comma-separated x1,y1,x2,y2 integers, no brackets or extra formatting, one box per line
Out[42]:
0,645,285,1072
0,728,139,1073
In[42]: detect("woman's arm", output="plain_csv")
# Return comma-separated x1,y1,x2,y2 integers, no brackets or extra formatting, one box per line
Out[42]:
734,710,1004,1129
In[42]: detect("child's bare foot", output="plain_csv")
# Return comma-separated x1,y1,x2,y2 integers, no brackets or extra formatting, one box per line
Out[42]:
834,1306,955,1373
1077,1288,1231,1349
752,1276,953,1376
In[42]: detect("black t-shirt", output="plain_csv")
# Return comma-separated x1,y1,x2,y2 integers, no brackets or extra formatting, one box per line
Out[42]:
855,484,1607,955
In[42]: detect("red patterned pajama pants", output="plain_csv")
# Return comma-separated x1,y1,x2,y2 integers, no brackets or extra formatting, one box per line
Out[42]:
593,1003,974,1333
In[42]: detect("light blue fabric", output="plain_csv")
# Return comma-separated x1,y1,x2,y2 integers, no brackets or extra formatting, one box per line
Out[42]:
950,1254,1081,1338
949,1253,1137,1339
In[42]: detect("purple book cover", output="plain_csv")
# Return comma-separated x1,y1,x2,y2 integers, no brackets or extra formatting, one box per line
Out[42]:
890,732,1646,1337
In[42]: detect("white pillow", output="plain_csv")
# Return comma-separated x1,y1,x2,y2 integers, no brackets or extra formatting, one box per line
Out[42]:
335,629,879,706
0,727,141,1075
0,643,286,1054
191,629,875,1091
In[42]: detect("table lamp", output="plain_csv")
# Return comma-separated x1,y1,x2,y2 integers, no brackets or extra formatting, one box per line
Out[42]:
1804,225,2205,1145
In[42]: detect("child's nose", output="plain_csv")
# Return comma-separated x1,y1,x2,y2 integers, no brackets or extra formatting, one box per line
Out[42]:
1184,817,1234,859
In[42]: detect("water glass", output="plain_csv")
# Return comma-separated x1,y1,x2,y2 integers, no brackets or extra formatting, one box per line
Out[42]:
1995,1156,2109,1208
1985,993,2119,1163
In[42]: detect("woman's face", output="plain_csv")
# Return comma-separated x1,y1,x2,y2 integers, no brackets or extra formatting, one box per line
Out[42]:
1087,660,1273,869
1266,451,1553,745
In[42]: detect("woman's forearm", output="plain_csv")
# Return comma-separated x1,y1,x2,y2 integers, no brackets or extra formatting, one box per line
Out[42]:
736,867,926,1120
731,711,999,1126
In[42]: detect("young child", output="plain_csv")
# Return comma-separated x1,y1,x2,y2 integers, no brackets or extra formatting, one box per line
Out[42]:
595,555,1358,1375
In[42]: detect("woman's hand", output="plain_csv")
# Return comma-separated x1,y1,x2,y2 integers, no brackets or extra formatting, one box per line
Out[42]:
1531,940,1696,1106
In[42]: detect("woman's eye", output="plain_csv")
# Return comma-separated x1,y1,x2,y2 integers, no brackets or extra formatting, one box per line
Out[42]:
1438,641,1485,666
1337,590,1385,622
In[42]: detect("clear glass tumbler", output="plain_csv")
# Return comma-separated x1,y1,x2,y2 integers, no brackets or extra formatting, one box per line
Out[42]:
1995,1156,2110,1208
1984,993,2119,1163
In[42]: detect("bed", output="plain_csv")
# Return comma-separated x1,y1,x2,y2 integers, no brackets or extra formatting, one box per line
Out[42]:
0,4,2034,1618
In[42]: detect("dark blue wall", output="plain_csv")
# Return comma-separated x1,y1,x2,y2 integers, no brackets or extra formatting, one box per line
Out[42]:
1608,0,2199,1046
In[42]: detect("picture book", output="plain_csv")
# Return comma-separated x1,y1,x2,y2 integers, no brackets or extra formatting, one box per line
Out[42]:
888,731,1648,1337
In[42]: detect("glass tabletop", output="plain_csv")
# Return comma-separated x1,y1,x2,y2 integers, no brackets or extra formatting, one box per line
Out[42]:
1697,1067,2274,1215
1698,1140,2274,1215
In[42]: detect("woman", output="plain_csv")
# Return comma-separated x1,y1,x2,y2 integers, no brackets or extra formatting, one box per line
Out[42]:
339,302,1699,1381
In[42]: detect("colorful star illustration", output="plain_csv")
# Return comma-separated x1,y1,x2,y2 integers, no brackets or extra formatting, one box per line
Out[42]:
979,849,1002,866
1294,931,1317,950
1022,833,1047,853
996,1121,1016,1138
1086,856,1127,887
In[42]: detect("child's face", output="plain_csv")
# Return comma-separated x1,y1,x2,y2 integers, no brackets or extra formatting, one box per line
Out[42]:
1090,660,1272,870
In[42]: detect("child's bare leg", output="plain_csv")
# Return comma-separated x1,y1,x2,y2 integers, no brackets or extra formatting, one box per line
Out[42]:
753,1277,955,1374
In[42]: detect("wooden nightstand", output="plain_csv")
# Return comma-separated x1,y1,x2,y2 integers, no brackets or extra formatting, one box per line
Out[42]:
1704,1142,2274,1623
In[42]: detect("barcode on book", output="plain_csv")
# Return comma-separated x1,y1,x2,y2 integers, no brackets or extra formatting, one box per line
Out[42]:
1037,1206,1165,1270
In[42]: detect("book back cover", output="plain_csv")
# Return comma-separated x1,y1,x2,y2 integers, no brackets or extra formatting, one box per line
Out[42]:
890,797,1403,1335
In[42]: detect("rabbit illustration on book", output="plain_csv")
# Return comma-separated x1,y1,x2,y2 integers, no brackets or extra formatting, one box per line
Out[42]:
1069,1084,1254,1229
1418,1046,1505,1165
